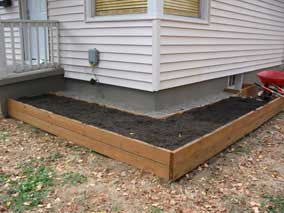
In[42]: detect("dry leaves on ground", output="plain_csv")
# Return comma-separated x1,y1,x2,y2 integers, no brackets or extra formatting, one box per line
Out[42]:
0,114,284,212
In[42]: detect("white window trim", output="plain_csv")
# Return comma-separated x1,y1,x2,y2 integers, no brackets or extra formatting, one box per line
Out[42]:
85,0,211,24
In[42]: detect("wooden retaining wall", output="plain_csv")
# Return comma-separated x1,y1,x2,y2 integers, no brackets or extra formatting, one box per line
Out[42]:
172,97,284,180
8,99,172,180
8,97,284,181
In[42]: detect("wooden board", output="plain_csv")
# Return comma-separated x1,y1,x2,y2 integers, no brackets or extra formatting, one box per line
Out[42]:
240,84,258,97
8,97,284,181
224,88,240,94
224,84,258,97
8,99,172,180
172,97,284,180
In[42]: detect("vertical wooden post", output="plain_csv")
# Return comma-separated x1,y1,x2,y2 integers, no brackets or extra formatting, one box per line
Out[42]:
0,24,7,78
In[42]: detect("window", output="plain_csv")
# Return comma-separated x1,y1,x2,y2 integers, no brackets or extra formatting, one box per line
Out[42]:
85,0,210,23
94,0,148,16
228,75,236,88
228,74,244,90
164,0,201,18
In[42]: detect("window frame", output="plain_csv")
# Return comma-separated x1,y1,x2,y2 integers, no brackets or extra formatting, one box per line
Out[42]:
85,0,210,24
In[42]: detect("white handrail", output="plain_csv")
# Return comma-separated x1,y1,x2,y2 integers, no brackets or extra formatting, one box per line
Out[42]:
0,20,59,24
0,20,60,77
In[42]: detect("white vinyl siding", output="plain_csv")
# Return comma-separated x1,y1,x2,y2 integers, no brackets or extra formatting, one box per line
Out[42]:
1,0,284,92
47,0,154,91
159,0,284,90
0,0,20,20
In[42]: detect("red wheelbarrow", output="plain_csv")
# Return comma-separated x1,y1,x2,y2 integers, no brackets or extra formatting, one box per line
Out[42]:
256,70,284,99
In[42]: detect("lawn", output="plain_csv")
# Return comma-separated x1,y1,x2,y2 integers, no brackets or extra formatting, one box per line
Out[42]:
0,114,284,212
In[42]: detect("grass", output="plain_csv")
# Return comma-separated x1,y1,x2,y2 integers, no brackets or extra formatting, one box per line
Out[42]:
0,131,9,141
1,164,55,212
0,173,9,185
0,155,86,212
262,195,284,213
150,206,164,213
47,152,63,162
30,126,43,135
222,195,249,212
111,206,122,212
61,172,87,186
233,145,251,154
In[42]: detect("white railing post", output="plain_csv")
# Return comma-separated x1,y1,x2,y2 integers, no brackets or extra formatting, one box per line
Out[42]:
0,24,7,78
10,24,16,69
56,22,60,65
36,23,41,66
27,22,32,66
19,22,25,67
0,20,60,75
44,23,48,66
49,23,54,64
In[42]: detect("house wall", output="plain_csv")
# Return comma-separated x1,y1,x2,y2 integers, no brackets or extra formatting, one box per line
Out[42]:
47,0,154,91
0,0,19,20
159,0,284,90
1,0,284,94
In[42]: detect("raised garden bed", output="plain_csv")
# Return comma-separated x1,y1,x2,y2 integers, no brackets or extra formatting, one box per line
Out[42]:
8,94,284,180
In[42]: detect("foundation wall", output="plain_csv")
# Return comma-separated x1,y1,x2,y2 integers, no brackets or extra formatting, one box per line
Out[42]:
0,69,65,117
61,79,157,113
60,66,282,117
61,77,230,117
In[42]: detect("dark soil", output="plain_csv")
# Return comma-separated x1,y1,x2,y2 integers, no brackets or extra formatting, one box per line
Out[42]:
18,95,267,150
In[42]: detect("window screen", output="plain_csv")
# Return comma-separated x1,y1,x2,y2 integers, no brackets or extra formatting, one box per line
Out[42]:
95,0,148,16
164,0,201,17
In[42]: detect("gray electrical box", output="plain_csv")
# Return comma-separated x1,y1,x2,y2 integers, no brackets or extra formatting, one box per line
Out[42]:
88,48,100,66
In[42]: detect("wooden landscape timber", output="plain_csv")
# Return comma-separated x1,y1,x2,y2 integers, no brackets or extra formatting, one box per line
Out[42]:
8,96,284,181
172,97,284,180
240,84,259,97
224,84,258,97
8,99,172,179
